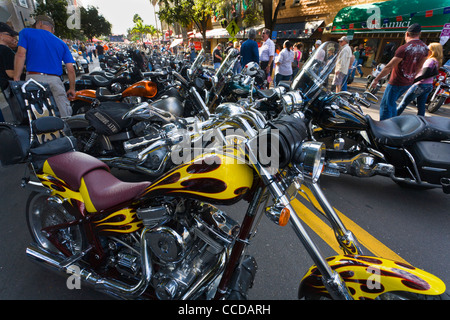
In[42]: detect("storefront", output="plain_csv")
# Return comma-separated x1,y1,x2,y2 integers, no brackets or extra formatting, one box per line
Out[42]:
330,0,450,66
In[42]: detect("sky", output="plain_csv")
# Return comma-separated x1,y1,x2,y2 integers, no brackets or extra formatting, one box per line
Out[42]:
80,0,161,35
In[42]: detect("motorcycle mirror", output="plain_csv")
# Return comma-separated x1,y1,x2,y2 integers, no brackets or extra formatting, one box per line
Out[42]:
363,91,378,103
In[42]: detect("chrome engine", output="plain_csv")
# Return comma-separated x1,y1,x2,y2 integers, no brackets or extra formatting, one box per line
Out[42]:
25,198,240,300
108,199,240,300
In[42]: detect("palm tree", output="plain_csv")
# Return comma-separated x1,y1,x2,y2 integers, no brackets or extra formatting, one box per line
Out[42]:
131,16,153,43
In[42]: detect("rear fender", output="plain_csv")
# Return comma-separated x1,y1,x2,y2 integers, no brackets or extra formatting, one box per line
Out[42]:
299,255,446,300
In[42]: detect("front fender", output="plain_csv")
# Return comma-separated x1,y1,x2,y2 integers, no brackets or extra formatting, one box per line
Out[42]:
299,255,446,300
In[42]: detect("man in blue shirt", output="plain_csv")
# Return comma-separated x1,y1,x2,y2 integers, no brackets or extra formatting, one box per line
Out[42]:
13,15,76,117
240,28,259,69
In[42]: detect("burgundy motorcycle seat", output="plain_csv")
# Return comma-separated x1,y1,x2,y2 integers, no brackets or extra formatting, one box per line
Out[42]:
45,151,150,211
82,169,150,212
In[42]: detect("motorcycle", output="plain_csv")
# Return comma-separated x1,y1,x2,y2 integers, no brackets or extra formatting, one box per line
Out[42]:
290,41,450,194
426,64,450,113
69,66,182,115
63,49,90,75
1,95,447,300
365,61,389,95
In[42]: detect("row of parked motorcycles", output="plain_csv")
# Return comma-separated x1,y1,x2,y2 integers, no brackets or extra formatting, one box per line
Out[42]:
0,41,449,301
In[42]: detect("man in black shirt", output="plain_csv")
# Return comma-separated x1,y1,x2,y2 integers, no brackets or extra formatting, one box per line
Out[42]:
213,43,223,70
96,42,105,61
0,22,18,122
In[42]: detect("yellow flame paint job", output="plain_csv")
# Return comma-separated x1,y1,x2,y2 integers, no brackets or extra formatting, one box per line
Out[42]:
301,255,446,299
93,208,143,233
144,152,254,203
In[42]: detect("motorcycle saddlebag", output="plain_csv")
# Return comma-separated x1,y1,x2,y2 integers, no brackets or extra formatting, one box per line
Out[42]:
411,141,450,184
85,102,133,136
0,123,31,166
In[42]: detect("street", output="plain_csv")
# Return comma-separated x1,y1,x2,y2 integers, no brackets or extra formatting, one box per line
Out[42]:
0,60,449,300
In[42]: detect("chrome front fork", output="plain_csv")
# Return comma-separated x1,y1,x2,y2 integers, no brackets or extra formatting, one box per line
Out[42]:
261,170,355,299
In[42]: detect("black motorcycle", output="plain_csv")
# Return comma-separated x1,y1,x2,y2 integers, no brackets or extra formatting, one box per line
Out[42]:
288,41,450,193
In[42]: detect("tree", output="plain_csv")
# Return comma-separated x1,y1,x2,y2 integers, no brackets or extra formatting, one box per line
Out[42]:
33,0,74,38
130,14,153,43
80,6,112,41
159,0,221,50
259,0,283,31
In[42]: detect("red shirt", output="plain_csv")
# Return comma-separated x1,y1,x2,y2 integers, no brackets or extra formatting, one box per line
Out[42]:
389,39,428,86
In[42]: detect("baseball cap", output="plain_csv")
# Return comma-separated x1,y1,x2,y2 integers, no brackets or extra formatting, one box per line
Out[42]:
407,23,421,33
35,15,55,27
315,40,322,45
0,22,18,36
338,36,348,42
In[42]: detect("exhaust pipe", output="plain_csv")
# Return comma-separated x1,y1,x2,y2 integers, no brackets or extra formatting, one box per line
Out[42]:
26,228,153,299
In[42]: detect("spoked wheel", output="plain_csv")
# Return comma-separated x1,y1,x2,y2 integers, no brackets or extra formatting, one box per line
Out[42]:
26,191,86,256
426,96,446,113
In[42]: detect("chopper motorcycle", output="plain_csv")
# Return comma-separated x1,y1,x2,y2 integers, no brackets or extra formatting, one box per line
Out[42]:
0,87,447,300
289,41,450,194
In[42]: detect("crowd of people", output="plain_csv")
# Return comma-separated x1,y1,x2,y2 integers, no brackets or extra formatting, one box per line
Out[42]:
221,23,446,120
0,15,448,123
0,15,126,120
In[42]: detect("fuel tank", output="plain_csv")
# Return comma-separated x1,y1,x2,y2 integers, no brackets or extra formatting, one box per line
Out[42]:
122,80,157,99
318,105,368,131
142,152,254,205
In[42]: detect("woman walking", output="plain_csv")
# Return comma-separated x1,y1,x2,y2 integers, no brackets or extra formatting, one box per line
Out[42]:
397,42,443,116
274,40,294,86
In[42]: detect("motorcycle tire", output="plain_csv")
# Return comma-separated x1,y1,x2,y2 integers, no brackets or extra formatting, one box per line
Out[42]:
426,96,446,113
26,191,87,256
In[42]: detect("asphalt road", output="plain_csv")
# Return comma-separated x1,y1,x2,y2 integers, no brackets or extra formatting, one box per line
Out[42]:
0,59,449,301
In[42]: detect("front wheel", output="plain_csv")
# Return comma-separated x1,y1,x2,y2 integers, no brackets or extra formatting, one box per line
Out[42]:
426,95,446,113
26,191,86,256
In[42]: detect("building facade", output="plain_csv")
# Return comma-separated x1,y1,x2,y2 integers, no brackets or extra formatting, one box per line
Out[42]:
0,0,37,32
274,0,450,65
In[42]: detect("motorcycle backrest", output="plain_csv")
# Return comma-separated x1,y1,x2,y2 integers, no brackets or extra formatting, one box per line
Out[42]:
4,80,59,125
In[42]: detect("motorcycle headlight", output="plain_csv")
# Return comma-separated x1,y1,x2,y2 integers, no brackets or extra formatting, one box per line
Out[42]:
294,141,325,183
281,91,303,113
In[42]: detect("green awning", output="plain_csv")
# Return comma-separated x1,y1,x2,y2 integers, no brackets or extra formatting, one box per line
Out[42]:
331,0,450,34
